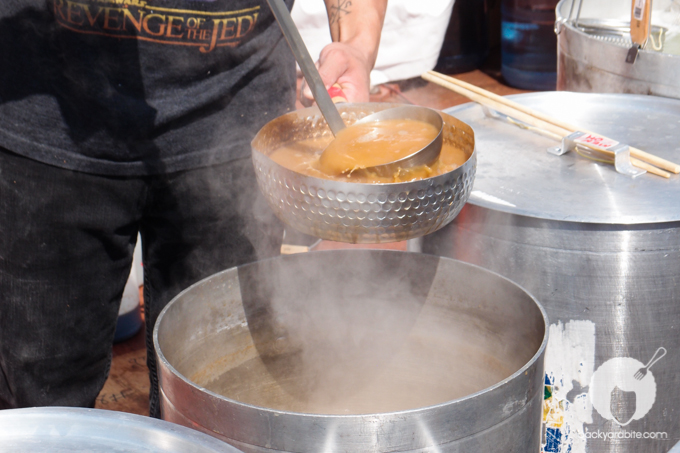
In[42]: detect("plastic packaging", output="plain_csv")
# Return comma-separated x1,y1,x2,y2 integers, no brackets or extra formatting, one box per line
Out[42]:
113,239,143,343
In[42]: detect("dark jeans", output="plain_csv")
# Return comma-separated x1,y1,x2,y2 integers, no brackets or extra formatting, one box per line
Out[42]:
0,148,283,416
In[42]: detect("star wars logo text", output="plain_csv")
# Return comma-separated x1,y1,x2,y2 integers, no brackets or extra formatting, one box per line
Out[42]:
52,0,259,52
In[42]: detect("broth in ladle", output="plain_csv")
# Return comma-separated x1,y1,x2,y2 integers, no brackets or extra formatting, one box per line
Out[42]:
269,117,468,183
319,118,440,175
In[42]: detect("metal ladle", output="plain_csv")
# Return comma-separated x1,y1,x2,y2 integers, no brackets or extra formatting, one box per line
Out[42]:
266,0,443,175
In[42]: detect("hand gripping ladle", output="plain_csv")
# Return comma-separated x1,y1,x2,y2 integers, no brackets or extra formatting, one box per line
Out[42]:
266,0,443,176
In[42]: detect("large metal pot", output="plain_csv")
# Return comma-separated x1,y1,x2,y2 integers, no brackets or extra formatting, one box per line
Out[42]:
556,0,680,98
421,92,680,452
251,103,476,244
154,250,547,452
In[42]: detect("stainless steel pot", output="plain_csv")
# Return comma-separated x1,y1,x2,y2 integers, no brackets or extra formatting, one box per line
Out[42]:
421,92,680,452
251,103,476,244
556,0,680,99
0,407,241,452
154,250,547,452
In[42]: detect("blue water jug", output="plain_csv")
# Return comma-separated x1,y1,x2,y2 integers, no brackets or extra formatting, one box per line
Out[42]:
501,0,559,90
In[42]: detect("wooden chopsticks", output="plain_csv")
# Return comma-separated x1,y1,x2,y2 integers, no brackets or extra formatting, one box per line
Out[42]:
422,70,679,179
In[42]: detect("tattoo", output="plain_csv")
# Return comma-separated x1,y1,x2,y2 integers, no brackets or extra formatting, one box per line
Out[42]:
328,0,351,25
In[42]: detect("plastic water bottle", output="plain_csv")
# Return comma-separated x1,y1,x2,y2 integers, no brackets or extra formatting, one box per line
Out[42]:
501,0,559,90
436,0,490,74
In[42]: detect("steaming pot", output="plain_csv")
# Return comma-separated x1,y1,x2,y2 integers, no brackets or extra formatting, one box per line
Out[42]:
555,0,680,99
154,250,547,452
251,103,476,244
421,92,680,452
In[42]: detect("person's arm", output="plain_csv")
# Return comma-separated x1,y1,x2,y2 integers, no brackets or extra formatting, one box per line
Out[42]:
306,0,387,103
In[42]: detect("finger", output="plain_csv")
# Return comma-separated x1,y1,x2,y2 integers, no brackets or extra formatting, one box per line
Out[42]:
317,43,371,102
317,46,350,89
299,78,314,107
300,79,347,105
328,84,348,104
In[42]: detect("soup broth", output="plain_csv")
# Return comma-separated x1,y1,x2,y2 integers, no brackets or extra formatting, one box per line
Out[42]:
319,118,440,175
268,117,468,184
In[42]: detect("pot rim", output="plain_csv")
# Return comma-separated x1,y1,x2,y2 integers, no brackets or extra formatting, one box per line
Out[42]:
153,250,548,420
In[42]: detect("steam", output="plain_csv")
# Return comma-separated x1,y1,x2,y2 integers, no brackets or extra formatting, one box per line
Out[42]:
200,250,536,415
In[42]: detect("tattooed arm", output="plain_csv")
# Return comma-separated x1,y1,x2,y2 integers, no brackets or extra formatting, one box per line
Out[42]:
305,0,387,103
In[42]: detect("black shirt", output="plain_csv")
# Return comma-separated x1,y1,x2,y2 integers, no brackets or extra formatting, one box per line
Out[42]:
0,0,296,175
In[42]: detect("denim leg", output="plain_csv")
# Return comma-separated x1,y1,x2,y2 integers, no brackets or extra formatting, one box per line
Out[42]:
0,149,143,408
140,156,283,418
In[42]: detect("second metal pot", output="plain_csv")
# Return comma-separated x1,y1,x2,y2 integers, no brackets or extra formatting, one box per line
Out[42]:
556,0,680,99
422,92,680,453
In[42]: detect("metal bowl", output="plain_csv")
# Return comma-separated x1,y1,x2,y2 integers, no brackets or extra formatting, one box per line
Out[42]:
251,103,476,243
0,407,241,452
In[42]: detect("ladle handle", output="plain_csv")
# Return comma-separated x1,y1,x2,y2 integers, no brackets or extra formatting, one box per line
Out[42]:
630,0,651,47
266,0,346,136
